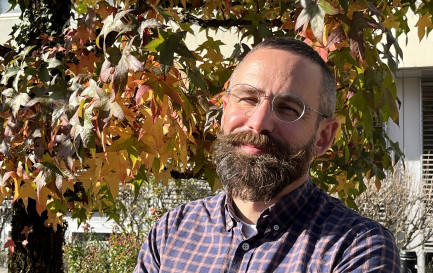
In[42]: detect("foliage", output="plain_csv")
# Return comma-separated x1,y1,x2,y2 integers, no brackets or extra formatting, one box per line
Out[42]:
0,250,7,268
355,163,433,250
1,0,433,231
112,179,212,235
428,257,433,273
8,0,72,45
63,231,143,273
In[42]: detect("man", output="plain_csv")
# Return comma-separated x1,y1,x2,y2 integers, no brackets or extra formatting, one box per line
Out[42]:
134,37,401,272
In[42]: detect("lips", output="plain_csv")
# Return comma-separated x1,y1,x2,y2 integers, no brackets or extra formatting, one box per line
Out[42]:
239,143,269,155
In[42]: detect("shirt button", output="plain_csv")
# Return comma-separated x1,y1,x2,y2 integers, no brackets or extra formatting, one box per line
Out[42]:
227,221,233,227
273,224,280,231
242,243,250,251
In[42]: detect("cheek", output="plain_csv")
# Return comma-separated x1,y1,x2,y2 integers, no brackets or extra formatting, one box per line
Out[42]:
221,109,249,134
278,124,310,147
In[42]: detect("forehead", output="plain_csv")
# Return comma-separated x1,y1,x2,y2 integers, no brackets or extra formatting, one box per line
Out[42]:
232,48,323,101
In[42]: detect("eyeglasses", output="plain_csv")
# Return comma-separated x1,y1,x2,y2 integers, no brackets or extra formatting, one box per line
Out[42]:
225,84,329,123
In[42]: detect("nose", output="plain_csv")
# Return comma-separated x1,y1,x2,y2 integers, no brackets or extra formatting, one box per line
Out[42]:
245,98,276,134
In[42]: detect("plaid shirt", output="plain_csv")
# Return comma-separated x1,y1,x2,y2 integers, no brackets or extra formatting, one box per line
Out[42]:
134,179,400,272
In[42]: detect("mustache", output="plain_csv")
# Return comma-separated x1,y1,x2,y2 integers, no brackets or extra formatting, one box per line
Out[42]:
216,131,305,159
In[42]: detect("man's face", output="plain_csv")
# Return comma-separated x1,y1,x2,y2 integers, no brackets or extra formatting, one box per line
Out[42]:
214,48,325,202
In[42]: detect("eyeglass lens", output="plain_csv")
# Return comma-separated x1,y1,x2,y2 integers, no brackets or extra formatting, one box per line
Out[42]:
228,84,305,123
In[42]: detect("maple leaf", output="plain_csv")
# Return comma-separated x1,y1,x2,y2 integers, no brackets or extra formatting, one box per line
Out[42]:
93,83,125,128
69,12,99,46
79,51,101,74
55,134,75,170
45,211,63,232
415,13,433,41
113,38,145,92
4,237,15,256
135,85,151,105
21,225,33,240
99,9,134,52
295,0,337,43
100,59,113,83
2,88,31,118
95,1,117,20
70,106,96,154
153,30,196,75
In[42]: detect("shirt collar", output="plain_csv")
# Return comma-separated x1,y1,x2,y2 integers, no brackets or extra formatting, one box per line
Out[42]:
266,177,316,230
224,178,316,232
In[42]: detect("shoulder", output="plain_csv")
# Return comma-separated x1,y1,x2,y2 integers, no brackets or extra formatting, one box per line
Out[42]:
312,190,400,272
315,188,386,233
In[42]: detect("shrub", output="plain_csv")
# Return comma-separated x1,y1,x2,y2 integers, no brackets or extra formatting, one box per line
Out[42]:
63,232,144,273
0,250,7,268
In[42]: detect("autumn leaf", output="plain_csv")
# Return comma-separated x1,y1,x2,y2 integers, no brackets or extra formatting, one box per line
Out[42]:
99,9,134,51
113,38,145,92
4,237,15,256
296,0,337,43
415,13,433,41
55,134,75,170
79,51,101,73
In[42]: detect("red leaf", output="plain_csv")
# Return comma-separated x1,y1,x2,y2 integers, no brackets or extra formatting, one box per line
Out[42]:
136,85,151,105
4,237,15,256
150,100,161,124
326,26,345,50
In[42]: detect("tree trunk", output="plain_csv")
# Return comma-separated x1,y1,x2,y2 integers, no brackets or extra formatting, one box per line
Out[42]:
9,199,66,273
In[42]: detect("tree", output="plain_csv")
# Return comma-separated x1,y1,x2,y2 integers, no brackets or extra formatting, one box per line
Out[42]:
355,162,433,250
1,0,433,271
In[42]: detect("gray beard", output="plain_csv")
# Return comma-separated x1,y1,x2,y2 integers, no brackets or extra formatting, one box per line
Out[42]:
213,131,315,203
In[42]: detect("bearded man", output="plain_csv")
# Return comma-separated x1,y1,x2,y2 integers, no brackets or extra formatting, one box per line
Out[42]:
134,37,400,272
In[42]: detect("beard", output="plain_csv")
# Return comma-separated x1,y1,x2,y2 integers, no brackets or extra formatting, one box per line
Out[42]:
213,130,315,203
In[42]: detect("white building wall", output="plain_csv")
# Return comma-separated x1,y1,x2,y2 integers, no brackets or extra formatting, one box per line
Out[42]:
398,10,433,69
0,13,19,44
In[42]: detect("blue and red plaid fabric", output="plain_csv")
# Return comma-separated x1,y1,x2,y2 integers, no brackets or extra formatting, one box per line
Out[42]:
134,178,401,272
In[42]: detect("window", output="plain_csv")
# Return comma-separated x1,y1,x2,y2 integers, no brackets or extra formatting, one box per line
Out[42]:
422,79,433,215
426,252,433,273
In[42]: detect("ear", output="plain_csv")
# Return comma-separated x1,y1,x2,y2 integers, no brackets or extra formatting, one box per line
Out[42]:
314,118,340,156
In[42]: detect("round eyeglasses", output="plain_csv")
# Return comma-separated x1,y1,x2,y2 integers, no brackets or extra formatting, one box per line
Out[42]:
225,84,329,123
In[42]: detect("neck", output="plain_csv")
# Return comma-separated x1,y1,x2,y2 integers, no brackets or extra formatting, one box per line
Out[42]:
232,175,308,224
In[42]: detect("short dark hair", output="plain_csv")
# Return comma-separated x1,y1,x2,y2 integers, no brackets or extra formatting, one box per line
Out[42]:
232,37,336,117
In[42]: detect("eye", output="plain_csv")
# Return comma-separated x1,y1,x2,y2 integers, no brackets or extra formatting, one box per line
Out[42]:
273,99,303,119
230,86,259,107
239,95,259,104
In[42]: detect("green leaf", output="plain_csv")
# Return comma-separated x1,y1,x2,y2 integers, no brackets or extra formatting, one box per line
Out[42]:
110,137,155,168
155,30,195,75
317,0,338,15
144,30,165,52
2,88,31,117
